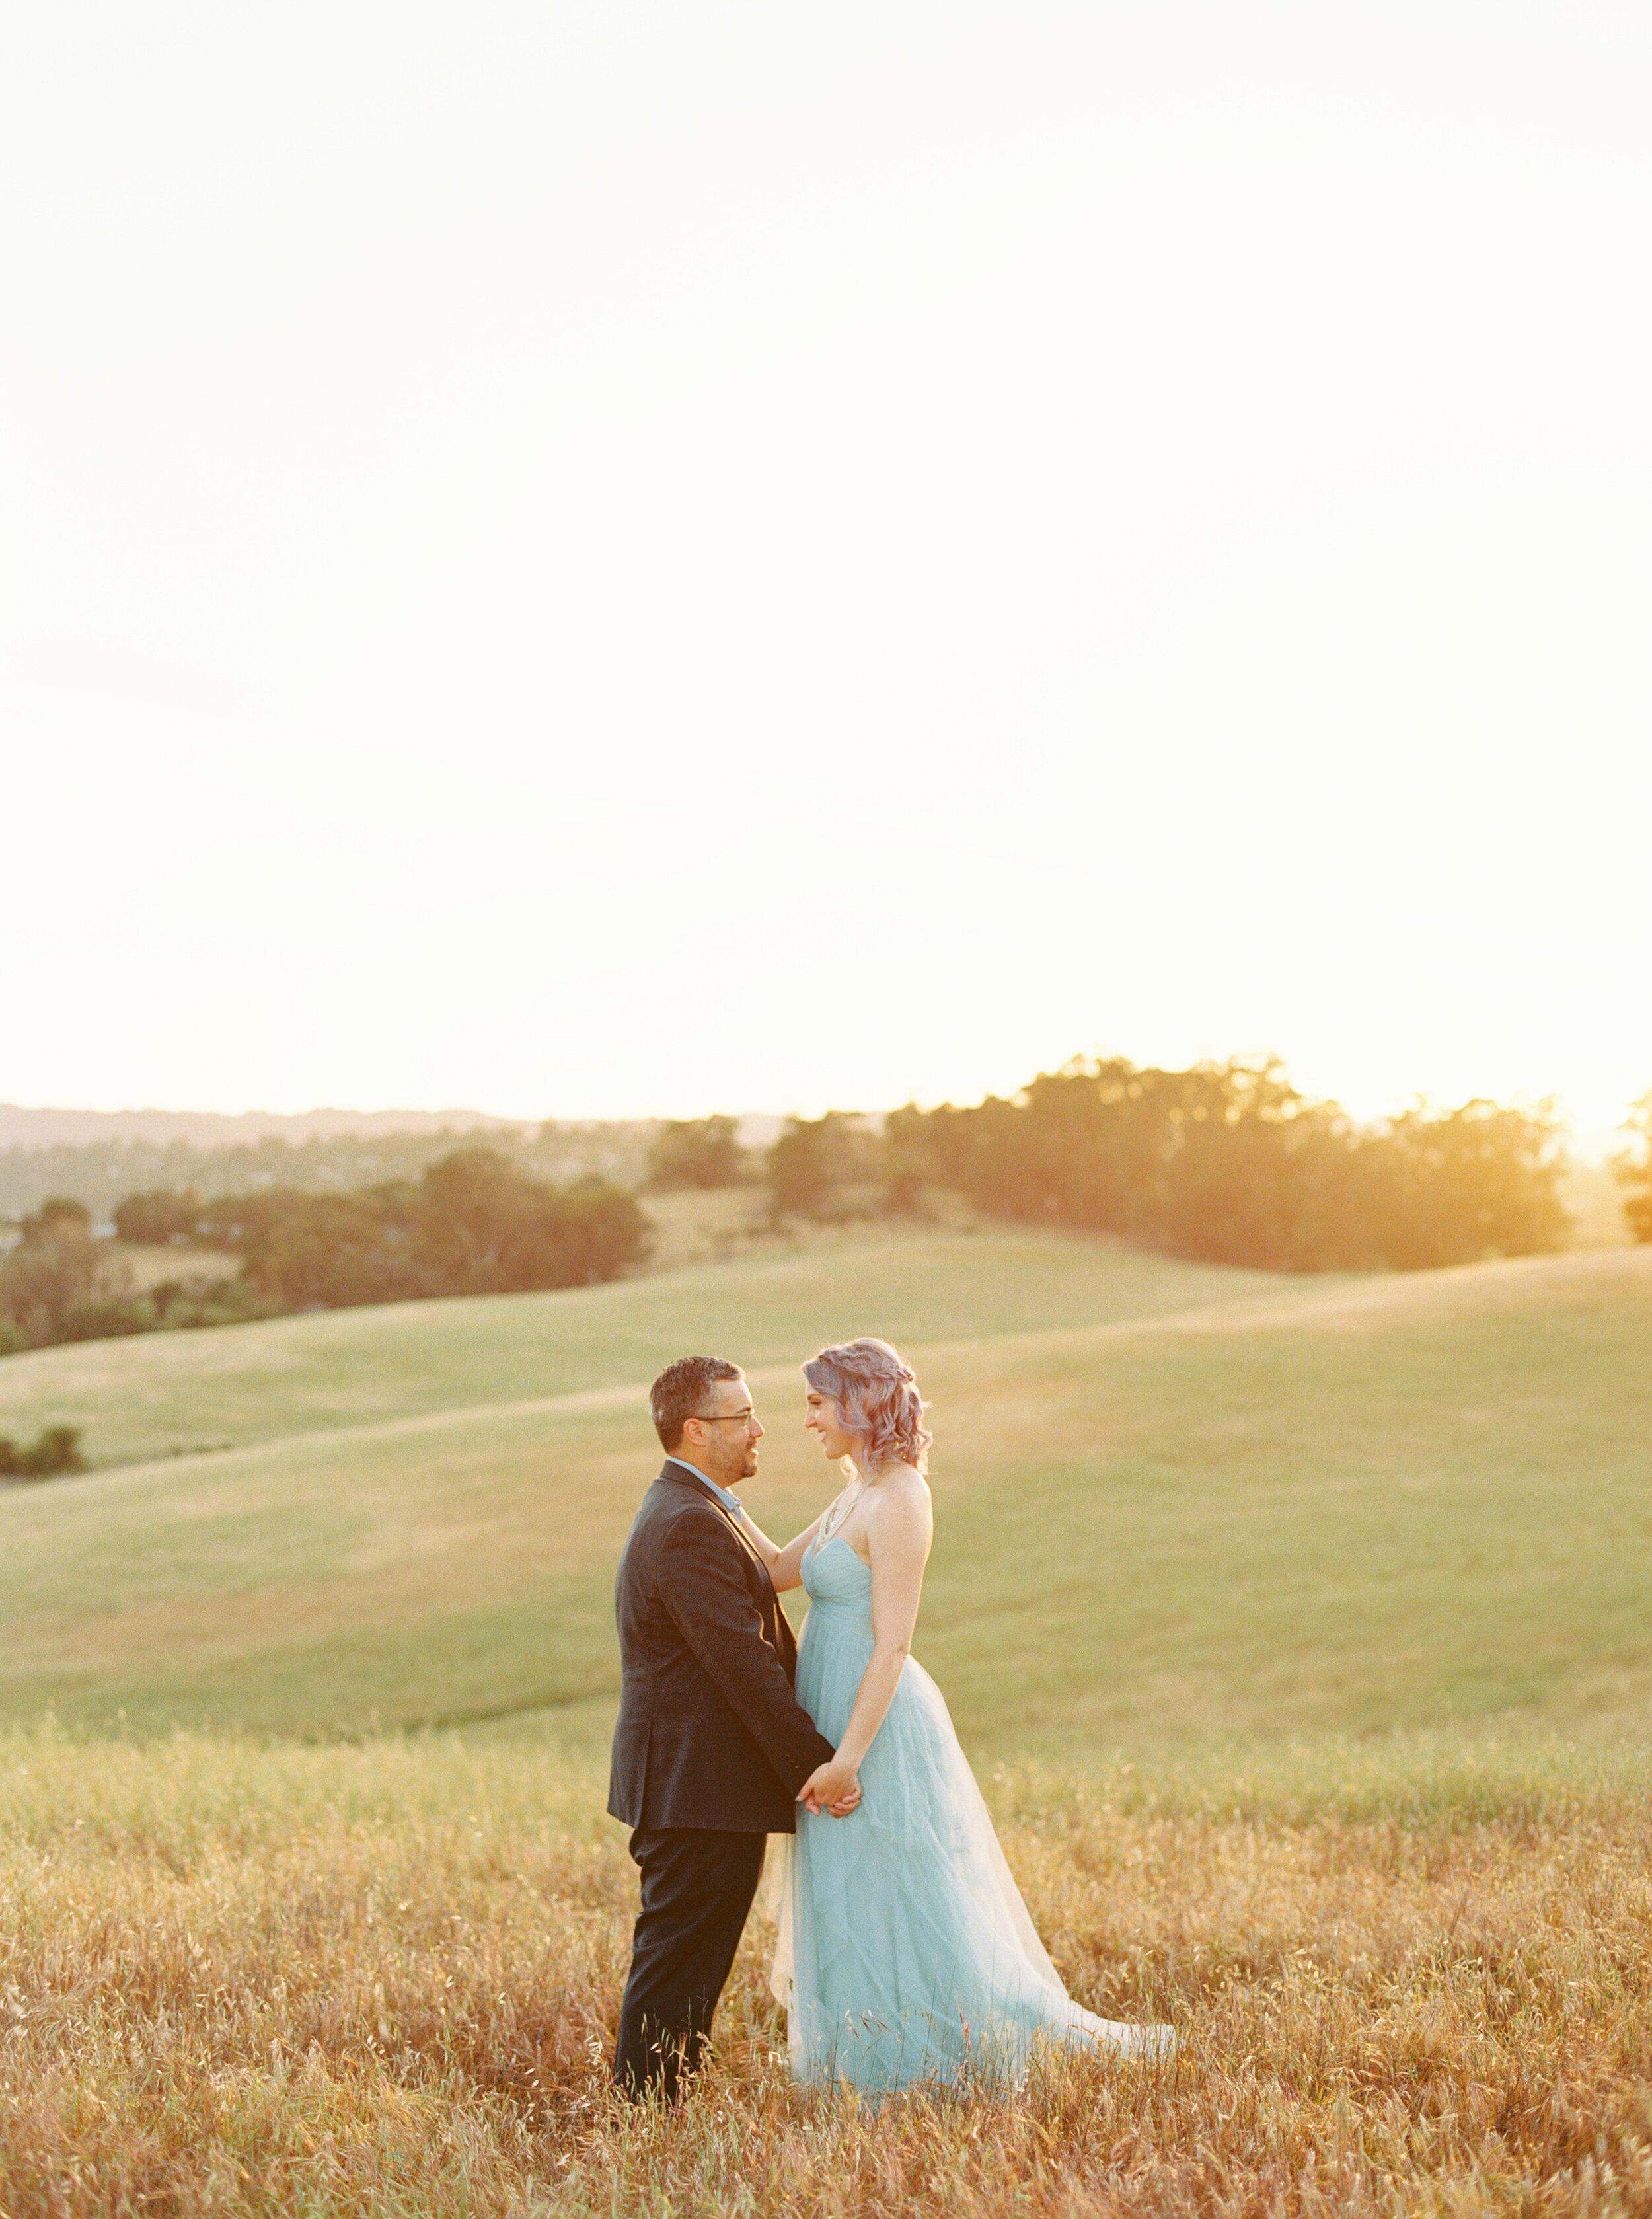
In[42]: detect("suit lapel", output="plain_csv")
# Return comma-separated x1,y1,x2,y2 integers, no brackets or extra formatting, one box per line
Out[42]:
654,1463,798,1673
659,1462,770,1577
724,1508,770,1578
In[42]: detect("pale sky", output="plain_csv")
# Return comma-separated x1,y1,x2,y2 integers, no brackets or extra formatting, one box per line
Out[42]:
3,4,1647,1145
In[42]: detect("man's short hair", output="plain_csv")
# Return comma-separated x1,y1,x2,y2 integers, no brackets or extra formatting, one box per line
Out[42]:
650,1355,743,1452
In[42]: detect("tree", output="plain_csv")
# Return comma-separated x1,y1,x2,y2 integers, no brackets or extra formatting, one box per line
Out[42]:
766,1114,882,1220
1159,1082,1354,1271
1369,1099,1569,1269
412,1147,650,1291
1614,1092,1652,1244
151,1148,650,1316
239,1192,429,1310
883,1104,936,1211
0,1188,155,1347
0,1424,85,1479
544,1175,657,1285
21,1196,91,1244
0,1230,110,1345
196,1187,313,1252
412,1146,569,1292
645,1117,747,1190
114,1187,203,1245
885,1055,1571,1273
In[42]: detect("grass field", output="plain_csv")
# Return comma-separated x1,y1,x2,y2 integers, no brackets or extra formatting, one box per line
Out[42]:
5,1723,1652,2216
0,1229,1288,1465
1,1233,1649,1753
4,1228,1652,2212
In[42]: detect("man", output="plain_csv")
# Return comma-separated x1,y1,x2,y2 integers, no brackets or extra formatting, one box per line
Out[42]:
608,1355,854,2099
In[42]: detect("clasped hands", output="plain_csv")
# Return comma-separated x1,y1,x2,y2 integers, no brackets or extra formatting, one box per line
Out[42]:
799,1755,861,1819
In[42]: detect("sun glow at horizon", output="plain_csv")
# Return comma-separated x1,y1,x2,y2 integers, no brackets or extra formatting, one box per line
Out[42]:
2,6,1647,1146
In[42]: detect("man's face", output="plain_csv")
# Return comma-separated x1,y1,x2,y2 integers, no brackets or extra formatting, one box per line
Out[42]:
682,1375,764,1487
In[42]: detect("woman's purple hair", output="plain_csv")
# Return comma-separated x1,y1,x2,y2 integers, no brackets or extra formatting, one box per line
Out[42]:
803,1338,932,1474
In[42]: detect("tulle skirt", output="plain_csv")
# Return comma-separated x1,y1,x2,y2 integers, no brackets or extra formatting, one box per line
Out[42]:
765,1562,1163,2093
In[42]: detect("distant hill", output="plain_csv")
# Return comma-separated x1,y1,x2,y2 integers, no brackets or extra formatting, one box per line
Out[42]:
0,1109,660,1220
0,1106,788,1150
0,1106,791,1221
0,1104,524,1150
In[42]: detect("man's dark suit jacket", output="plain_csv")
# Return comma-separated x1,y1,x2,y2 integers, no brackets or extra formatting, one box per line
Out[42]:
608,1461,835,1834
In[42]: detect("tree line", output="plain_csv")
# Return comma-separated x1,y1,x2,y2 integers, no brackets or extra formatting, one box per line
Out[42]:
0,1148,650,1353
659,1056,1600,1271
0,1120,656,1222
888,1057,1573,1271
3,1060,1647,1364
640,1061,1652,1264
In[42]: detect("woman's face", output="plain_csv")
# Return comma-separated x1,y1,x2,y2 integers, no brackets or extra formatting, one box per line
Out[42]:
804,1385,856,1463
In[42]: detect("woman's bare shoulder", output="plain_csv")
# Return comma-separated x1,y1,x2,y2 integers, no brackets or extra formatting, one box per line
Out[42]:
883,1460,930,1496
870,1464,933,1530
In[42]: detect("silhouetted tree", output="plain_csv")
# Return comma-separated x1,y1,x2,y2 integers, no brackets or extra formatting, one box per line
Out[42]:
1614,1091,1652,1244
1158,1079,1355,1270
1365,1099,1568,1269
885,1055,1569,1271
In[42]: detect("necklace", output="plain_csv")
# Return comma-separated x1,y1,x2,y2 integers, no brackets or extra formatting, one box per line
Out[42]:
817,1478,867,1546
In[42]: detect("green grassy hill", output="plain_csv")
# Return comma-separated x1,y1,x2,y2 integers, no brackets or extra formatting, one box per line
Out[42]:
0,1230,1285,1466
1,1234,1648,1752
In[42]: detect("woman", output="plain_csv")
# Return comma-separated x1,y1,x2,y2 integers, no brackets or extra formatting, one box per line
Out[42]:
734,1337,1169,2093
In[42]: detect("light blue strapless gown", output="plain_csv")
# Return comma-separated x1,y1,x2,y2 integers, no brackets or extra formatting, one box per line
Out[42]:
766,1532,1165,2093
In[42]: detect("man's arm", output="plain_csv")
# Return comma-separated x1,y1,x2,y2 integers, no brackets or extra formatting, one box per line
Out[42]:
657,1509,835,1791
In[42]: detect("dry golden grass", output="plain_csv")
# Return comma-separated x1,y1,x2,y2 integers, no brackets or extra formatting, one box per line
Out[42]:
5,1725,1652,2217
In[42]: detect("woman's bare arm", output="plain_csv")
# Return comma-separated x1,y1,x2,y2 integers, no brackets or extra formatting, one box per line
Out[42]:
737,1505,826,1593
798,1477,932,1812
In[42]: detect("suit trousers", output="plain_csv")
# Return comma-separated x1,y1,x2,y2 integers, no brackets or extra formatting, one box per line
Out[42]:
612,1825,768,2101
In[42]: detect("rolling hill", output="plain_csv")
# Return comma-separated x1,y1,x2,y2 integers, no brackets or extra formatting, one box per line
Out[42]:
1,1233,1648,1752
0,1232,1289,1466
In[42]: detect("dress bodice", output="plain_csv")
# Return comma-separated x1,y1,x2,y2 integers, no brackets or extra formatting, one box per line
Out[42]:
800,1533,874,1636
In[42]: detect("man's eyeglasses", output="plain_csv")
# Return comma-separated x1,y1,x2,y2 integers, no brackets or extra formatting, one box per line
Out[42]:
690,1408,756,1423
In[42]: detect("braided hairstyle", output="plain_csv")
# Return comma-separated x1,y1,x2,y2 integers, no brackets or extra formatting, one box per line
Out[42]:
802,1337,932,1474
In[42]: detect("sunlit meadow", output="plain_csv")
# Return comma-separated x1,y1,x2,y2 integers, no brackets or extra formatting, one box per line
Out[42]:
5,1727,1652,2216
4,1236,1651,2213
